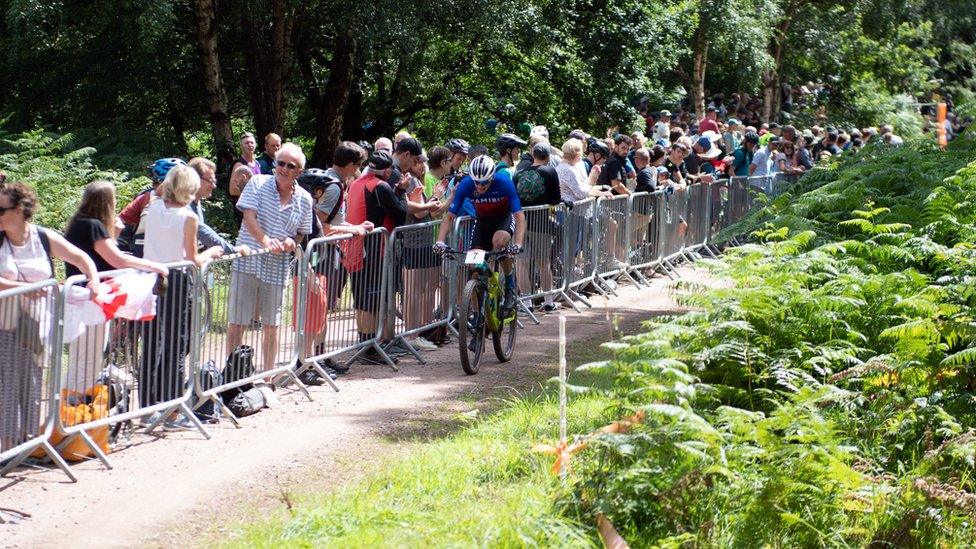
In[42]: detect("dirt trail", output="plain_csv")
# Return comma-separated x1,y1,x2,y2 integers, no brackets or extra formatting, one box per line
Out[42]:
0,270,706,548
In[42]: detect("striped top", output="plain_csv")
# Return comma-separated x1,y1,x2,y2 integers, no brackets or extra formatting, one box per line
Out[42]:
233,176,313,284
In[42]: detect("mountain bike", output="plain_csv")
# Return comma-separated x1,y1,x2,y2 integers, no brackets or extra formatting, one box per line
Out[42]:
443,247,519,375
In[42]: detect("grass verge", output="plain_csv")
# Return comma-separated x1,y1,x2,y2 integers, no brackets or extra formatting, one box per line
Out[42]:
225,325,635,548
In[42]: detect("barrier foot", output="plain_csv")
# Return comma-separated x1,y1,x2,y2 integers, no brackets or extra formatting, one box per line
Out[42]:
215,397,242,428
659,261,679,280
177,401,211,439
0,441,78,482
558,290,583,313
618,269,641,288
144,404,177,435
702,245,719,259
631,268,651,287
445,319,460,337
372,341,400,372
566,287,593,308
387,337,425,365
307,359,341,392
518,300,541,325
276,369,314,402
55,430,113,470
593,277,618,297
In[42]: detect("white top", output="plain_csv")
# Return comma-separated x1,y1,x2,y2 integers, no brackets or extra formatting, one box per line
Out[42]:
143,199,195,263
557,161,591,203
0,224,53,283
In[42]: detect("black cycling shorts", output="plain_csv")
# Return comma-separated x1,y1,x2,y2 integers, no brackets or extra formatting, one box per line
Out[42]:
469,214,515,251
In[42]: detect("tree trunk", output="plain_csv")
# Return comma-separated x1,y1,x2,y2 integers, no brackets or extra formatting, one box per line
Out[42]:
310,36,357,167
191,0,235,175
240,0,296,141
691,23,709,118
762,1,801,122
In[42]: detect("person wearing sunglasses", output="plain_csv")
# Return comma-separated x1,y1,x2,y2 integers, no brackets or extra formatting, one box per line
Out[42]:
227,142,314,373
433,153,527,318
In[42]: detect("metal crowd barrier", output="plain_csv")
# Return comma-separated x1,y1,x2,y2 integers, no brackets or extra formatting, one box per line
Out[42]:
194,249,313,426
516,204,568,322
0,281,73,481
2,167,797,481
626,191,663,283
595,195,639,292
562,198,598,305
386,220,453,363
52,263,208,469
296,228,397,378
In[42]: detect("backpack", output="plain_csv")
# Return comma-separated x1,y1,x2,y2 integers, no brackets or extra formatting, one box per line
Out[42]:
515,167,547,204
227,386,266,417
195,359,222,420
220,345,256,405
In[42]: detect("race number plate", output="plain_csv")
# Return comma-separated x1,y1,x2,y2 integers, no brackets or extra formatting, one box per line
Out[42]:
465,250,486,265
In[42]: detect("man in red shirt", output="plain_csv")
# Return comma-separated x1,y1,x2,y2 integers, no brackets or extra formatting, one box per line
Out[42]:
698,107,720,135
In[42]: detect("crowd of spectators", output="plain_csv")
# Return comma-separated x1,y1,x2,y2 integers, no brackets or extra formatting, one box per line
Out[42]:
0,88,966,436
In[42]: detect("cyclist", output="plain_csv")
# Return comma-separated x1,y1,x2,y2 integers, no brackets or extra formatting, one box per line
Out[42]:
495,133,527,178
433,154,526,316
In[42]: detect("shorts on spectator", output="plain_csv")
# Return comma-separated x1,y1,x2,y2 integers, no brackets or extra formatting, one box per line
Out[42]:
350,269,382,313
228,271,285,326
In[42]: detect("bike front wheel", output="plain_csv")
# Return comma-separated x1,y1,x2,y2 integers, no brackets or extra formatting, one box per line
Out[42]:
458,278,487,375
492,301,518,362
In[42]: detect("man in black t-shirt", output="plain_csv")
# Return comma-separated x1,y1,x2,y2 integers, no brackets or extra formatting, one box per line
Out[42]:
514,143,562,311
596,134,633,196
633,148,656,193
663,142,690,186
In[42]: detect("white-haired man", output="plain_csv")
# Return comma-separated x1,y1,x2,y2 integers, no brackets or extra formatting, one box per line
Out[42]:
227,142,314,372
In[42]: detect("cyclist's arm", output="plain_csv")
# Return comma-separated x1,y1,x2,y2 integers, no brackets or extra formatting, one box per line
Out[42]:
436,212,455,244
512,211,526,248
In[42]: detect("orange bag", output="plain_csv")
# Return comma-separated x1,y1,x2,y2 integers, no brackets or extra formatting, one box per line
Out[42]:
37,385,111,461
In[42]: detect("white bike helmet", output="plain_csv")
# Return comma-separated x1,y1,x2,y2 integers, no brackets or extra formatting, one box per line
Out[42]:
469,155,495,183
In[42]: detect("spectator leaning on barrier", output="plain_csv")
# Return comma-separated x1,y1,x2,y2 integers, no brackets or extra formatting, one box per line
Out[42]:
557,138,611,203
0,182,99,451
63,181,170,391
117,157,185,256
597,134,633,196
515,142,563,312
663,141,690,188
345,150,407,364
141,165,224,413
187,157,245,255
227,143,313,374
257,133,282,175
634,148,657,193
750,135,778,178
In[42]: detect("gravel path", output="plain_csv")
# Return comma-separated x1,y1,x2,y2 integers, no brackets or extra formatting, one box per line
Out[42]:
0,268,708,548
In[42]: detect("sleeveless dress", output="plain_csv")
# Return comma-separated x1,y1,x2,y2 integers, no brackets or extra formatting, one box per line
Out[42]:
0,225,54,449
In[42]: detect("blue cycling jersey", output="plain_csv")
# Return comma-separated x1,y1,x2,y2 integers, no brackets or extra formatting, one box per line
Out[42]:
449,170,522,218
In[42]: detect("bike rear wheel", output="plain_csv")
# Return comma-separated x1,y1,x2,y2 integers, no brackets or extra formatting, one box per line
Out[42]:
458,278,486,375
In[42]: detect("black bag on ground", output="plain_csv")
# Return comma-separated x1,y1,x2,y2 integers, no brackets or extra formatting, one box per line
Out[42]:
194,359,222,419
220,345,255,405
227,386,266,418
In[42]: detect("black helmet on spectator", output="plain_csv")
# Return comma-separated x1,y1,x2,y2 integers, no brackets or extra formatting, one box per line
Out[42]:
296,168,340,194
446,138,470,154
743,132,760,145
586,137,610,157
495,133,527,156
357,140,374,155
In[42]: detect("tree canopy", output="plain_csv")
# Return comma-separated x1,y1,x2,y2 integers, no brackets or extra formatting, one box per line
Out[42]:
0,0,971,169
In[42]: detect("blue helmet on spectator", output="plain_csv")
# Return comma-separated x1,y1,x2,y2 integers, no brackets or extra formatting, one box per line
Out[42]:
150,158,187,184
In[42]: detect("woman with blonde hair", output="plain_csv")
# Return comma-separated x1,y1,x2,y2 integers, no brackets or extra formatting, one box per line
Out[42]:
140,165,223,421
63,180,169,392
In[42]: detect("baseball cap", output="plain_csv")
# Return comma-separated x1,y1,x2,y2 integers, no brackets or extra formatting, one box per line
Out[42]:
367,151,393,170
655,166,670,175
532,143,551,159
394,137,423,156
660,109,672,117
727,118,740,125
